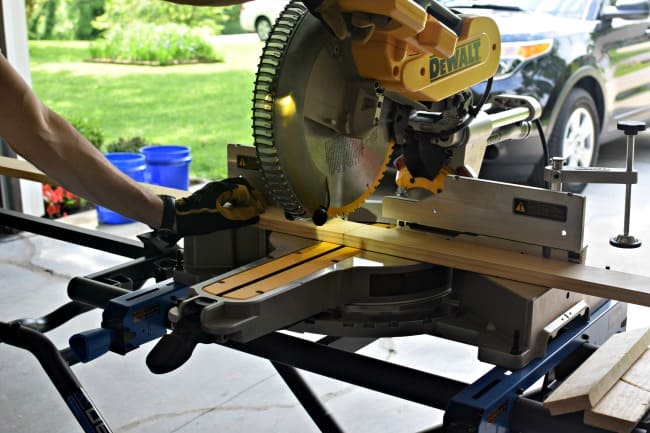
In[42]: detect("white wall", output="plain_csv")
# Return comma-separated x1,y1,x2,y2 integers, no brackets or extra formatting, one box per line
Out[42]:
2,0,44,216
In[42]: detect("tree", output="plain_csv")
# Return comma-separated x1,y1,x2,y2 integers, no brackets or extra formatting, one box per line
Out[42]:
75,0,106,40
93,0,232,34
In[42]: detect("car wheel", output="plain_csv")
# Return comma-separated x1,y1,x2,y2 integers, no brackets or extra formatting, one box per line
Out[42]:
548,88,600,193
255,17,272,41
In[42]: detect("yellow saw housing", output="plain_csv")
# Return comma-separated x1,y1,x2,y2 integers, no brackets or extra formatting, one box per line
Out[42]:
317,0,501,102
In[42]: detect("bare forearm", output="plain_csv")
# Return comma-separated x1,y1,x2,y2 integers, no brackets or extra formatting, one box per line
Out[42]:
0,54,163,228
22,106,164,228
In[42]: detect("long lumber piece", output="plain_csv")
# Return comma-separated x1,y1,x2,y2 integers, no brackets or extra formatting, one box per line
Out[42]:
257,207,650,307
543,327,650,415
3,156,650,307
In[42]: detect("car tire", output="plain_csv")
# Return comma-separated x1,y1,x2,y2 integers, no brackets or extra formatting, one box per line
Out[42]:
255,17,272,41
547,88,600,193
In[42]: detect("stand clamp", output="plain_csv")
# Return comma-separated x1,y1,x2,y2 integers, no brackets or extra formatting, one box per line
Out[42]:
545,120,646,248
610,120,646,248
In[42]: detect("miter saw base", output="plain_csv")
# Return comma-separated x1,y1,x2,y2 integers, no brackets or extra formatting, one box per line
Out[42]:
177,228,609,370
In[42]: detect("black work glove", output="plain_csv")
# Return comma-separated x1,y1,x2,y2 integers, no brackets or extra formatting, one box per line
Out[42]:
157,177,264,243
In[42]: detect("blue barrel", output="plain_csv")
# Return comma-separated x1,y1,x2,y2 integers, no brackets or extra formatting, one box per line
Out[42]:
96,153,146,225
140,145,192,191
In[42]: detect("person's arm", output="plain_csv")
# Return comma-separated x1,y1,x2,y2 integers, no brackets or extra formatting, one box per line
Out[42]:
0,53,165,227
0,53,263,236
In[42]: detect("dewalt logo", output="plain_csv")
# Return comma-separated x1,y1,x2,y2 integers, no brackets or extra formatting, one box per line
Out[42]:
430,39,482,81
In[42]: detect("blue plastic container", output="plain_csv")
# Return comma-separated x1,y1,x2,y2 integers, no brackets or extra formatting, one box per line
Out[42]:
96,153,146,225
141,145,192,191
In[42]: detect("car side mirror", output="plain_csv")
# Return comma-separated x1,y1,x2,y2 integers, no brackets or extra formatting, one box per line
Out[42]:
601,0,650,20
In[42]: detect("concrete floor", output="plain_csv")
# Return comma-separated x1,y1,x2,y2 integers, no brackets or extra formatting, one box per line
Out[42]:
1,132,650,433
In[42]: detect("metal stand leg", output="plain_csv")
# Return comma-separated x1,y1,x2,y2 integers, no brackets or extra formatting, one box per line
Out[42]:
272,362,345,433
0,322,113,433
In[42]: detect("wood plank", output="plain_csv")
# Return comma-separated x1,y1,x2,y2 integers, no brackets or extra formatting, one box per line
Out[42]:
202,242,340,296
584,381,650,433
0,155,187,198
0,155,53,184
5,156,650,307
256,208,650,307
622,348,650,391
543,327,650,415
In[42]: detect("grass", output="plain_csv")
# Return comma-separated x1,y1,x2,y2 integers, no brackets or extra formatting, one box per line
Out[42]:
28,40,264,180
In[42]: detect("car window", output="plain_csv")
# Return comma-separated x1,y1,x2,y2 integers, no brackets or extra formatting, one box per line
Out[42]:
445,0,596,19
526,0,594,19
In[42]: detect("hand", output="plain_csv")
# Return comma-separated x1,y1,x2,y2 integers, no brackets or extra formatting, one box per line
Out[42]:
157,177,264,242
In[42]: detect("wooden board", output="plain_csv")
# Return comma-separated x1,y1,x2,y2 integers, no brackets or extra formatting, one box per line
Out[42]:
0,156,54,184
584,370,650,432
5,156,650,307
543,327,650,415
622,348,650,391
0,155,185,198
256,207,650,308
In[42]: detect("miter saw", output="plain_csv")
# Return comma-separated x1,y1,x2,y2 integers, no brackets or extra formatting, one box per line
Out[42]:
149,0,614,371
253,0,540,226
157,0,611,371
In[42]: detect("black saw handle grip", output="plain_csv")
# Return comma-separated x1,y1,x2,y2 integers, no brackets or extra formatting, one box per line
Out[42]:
146,315,210,374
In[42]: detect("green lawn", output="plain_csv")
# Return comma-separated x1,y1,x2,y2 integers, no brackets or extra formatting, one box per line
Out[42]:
29,40,264,180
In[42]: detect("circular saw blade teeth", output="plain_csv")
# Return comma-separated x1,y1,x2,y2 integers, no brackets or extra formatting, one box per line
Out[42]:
327,139,395,218
252,1,393,223
253,1,310,219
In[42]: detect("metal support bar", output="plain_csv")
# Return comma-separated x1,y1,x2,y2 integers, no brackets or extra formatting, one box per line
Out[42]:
544,165,638,185
272,362,345,433
0,207,145,258
226,332,467,410
15,301,93,333
0,322,113,433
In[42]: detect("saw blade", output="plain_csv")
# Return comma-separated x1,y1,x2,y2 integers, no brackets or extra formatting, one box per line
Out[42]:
253,1,393,222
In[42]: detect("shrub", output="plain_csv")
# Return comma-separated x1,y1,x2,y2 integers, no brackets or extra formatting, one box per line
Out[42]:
69,116,104,150
106,136,149,153
93,0,227,35
89,22,222,65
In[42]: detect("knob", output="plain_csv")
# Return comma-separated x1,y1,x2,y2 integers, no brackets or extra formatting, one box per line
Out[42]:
617,120,646,136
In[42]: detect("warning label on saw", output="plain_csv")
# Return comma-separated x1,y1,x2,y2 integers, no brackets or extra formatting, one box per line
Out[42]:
513,198,567,222
237,155,260,171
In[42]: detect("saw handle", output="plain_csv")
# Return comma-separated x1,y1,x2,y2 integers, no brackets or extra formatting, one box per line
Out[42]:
146,314,211,374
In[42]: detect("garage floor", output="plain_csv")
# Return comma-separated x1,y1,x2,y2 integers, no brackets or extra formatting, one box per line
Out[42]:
1,132,650,433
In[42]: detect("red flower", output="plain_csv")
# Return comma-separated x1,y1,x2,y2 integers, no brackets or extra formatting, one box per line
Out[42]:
43,184,86,219
46,203,61,217
51,186,64,203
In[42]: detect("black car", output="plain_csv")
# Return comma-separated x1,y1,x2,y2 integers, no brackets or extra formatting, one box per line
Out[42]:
444,0,650,191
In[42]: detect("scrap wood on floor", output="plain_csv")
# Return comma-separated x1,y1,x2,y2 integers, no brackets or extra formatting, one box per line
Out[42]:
543,327,650,433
